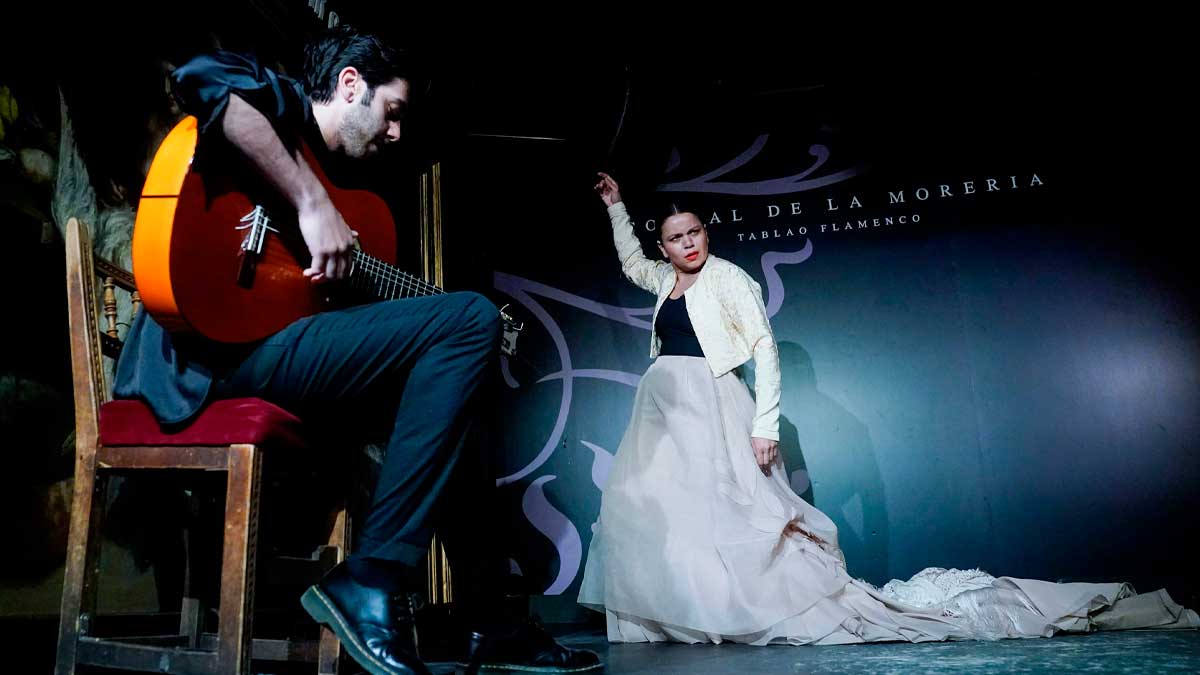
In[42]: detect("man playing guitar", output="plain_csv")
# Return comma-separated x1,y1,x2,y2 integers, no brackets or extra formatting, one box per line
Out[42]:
114,25,599,675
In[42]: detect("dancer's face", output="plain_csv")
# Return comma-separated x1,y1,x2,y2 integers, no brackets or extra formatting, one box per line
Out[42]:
658,213,709,273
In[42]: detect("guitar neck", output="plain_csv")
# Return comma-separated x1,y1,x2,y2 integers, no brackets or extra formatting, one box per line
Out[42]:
349,249,444,300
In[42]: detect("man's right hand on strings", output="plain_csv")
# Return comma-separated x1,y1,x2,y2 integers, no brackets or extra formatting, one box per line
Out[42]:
298,195,357,283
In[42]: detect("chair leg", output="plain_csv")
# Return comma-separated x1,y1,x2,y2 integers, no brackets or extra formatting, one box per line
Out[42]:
215,444,262,675
317,503,349,675
55,459,107,675
179,525,203,648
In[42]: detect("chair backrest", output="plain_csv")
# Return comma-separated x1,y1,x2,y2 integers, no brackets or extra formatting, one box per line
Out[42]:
64,217,140,447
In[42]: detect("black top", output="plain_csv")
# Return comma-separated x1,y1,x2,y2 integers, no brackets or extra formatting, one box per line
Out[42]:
655,295,705,358
113,51,318,427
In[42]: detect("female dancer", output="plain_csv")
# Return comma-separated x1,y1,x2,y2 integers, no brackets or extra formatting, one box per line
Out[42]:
578,172,1198,645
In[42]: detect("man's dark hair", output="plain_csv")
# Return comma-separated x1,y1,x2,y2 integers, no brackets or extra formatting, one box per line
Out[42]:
302,25,411,103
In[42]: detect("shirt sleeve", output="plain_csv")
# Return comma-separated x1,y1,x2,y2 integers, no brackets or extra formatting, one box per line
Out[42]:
171,51,310,142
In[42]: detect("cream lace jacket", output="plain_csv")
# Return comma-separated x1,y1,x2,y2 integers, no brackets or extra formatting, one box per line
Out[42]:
609,202,781,441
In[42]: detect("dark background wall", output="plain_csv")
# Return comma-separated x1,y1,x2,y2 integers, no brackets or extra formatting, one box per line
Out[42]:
2,2,1195,636
433,24,1199,613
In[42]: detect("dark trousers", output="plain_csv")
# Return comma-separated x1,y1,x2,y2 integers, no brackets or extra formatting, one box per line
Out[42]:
211,292,504,601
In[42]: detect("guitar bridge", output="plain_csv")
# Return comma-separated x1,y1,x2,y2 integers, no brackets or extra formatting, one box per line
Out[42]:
235,205,278,288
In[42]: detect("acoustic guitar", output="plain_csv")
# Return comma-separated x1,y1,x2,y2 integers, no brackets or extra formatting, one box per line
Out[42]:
132,115,521,354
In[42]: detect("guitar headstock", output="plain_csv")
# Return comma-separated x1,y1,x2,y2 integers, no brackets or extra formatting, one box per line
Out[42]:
499,304,524,357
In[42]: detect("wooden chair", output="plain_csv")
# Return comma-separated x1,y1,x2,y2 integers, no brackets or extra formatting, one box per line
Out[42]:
55,217,348,675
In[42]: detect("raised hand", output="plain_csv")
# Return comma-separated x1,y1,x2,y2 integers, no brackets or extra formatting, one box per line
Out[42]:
594,171,622,207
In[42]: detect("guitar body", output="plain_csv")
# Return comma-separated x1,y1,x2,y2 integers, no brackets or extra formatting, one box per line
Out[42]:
133,115,397,344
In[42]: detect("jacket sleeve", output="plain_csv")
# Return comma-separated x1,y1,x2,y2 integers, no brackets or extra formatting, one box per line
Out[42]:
608,202,669,294
728,269,781,441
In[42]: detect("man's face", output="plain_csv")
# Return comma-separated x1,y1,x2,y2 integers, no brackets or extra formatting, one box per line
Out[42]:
339,76,409,158
657,212,709,272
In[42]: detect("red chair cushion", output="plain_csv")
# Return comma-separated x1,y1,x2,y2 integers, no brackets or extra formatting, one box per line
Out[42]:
99,398,307,449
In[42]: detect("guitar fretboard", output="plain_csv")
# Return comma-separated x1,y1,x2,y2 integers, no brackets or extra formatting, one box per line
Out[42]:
348,249,445,300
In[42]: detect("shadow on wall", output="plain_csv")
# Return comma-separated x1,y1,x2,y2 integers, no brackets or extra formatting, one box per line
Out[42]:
776,341,890,585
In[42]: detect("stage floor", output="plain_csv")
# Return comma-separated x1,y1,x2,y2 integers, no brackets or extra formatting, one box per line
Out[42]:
423,628,1199,675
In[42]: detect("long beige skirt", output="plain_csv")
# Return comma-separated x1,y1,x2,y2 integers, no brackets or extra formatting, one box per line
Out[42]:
577,356,1198,644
